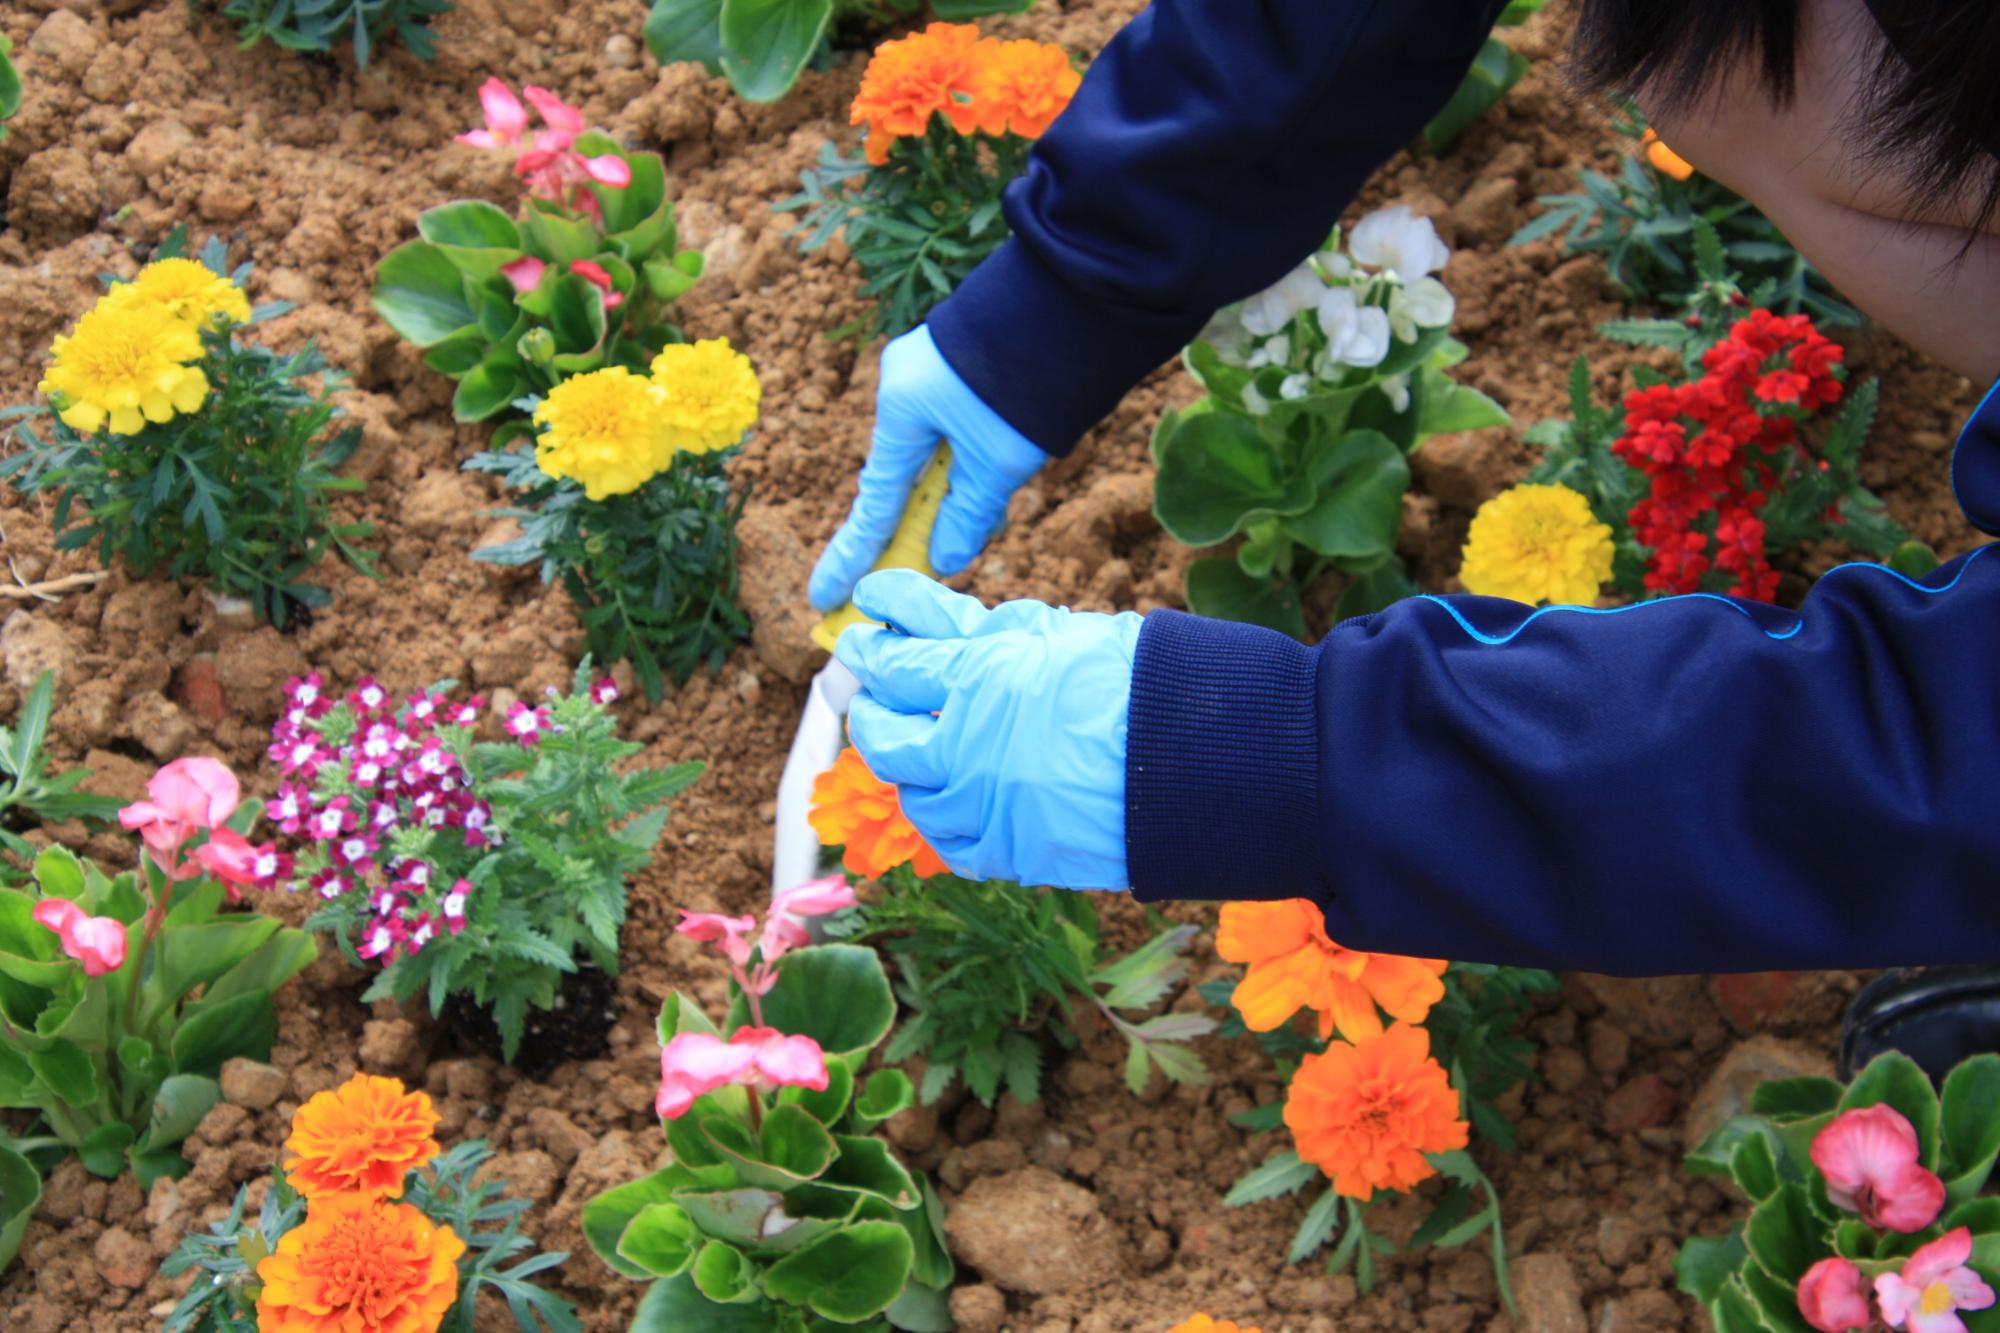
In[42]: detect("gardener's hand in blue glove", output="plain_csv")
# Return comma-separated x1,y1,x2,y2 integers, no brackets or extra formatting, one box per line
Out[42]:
808,327,1049,613
834,570,1139,889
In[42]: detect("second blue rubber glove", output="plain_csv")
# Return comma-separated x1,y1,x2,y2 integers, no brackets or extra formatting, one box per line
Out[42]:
834,570,1139,890
807,327,1050,614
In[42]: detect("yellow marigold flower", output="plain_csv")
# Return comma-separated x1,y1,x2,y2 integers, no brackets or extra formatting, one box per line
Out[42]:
102,258,252,329
1217,899,1446,1043
850,22,983,162
38,298,209,437
651,337,761,454
1458,483,1614,607
1286,1023,1469,1200
533,366,678,501
1640,128,1696,182
256,1193,465,1333
960,38,1081,139
285,1073,441,1201
1168,1318,1263,1333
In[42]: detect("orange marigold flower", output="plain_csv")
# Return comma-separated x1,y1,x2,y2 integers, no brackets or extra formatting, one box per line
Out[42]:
1215,899,1446,1043
1286,1022,1469,1199
850,22,983,164
808,746,948,879
958,38,1080,139
286,1073,441,1201
1167,1317,1263,1333
256,1193,465,1333
1640,128,1695,182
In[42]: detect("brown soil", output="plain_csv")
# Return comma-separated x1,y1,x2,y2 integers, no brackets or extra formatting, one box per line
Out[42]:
0,0,1983,1330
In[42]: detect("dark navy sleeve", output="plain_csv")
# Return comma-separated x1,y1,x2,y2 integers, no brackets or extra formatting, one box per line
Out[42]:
926,0,1510,456
1124,546,2000,974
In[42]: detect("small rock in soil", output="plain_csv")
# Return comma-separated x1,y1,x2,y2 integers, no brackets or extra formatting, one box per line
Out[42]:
1449,175,1519,246
357,1018,424,1077
1713,971,1799,1032
523,1108,592,1167
1604,1074,1677,1134
735,506,827,685
1587,1018,1631,1075
1542,1045,1588,1094
949,1283,1007,1333
1684,1035,1835,1147
91,1225,152,1290
125,119,196,177
219,1058,288,1111
30,10,101,75
174,655,228,728
1596,1289,1684,1333
943,1166,1128,1295
1,610,79,691
1511,1253,1588,1333
125,690,194,760
216,628,308,717
474,1149,560,1207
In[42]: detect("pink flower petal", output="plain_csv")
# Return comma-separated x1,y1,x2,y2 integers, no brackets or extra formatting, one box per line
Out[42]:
31,898,82,937
773,875,857,921
1798,1257,1872,1333
656,1033,758,1119
570,260,614,293
582,153,632,188
145,757,240,829
475,77,527,143
1813,1105,1943,1230
500,256,546,294
1905,1228,1975,1288
65,915,127,977
455,130,502,150
522,86,584,136
194,827,262,887
1877,1272,1921,1329
740,1028,828,1092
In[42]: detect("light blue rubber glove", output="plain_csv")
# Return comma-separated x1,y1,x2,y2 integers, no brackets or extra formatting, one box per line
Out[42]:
834,570,1140,890
807,326,1049,613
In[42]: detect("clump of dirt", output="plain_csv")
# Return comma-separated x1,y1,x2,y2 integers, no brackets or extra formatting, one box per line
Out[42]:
0,0,1976,1327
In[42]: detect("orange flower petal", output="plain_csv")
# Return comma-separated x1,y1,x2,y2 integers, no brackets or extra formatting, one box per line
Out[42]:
1284,1023,1468,1200
284,1073,440,1201
810,747,948,880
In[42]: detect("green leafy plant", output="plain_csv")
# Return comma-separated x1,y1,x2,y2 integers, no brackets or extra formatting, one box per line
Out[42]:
0,672,125,886
468,440,749,702
1421,0,1546,154
0,35,21,141
269,663,704,1063
2,234,375,627
1510,105,1860,325
203,0,456,66
584,900,954,1331
646,0,1031,104
1207,958,1552,1308
1154,207,1507,638
0,759,316,1190
1676,1052,2000,1333
835,865,1216,1106
373,81,705,426
0,1136,37,1274
163,1140,578,1331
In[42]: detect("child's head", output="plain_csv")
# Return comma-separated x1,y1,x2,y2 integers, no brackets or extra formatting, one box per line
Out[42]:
1569,0,2000,382
1574,0,2000,231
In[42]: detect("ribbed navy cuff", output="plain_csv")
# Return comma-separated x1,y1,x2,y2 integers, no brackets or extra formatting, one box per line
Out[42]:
926,238,1205,458
1125,610,1324,902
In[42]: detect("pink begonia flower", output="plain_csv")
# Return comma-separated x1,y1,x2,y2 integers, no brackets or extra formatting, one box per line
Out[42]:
522,86,584,139
32,899,128,977
570,260,624,311
500,256,546,294
677,911,758,968
1812,1105,1947,1232
761,875,858,960
120,757,241,873
1799,1256,1874,1333
194,827,267,899
655,1027,829,1119
456,77,528,149
1875,1228,1997,1333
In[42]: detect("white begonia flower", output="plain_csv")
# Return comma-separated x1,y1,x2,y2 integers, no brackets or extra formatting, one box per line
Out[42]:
1349,205,1450,280
1318,251,1354,280
1199,306,1253,367
1379,373,1412,414
1388,276,1456,342
1279,372,1311,401
1315,287,1391,370
1239,261,1327,337
1246,333,1291,369
1241,381,1273,417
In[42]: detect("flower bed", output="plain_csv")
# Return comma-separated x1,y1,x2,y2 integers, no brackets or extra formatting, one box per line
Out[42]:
0,0,1991,1330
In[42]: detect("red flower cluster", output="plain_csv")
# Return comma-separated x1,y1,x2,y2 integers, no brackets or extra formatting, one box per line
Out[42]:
1613,310,1845,601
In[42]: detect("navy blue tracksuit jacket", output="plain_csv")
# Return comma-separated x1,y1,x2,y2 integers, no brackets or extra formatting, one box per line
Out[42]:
923,0,2000,974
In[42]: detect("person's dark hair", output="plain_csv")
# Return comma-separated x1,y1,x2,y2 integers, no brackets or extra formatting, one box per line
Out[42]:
1571,0,2000,235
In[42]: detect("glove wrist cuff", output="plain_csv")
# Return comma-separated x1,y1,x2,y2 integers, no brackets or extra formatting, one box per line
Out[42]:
1125,610,1321,903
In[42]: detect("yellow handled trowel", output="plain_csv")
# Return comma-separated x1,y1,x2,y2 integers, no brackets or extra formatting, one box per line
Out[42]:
809,445,953,654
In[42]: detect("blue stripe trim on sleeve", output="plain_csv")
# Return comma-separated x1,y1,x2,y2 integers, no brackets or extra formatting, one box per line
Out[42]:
1416,543,1998,647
